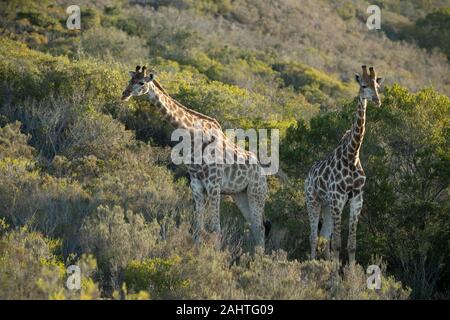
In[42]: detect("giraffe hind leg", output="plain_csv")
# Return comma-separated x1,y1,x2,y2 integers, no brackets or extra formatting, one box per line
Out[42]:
233,191,265,250
190,178,206,243
305,175,321,260
306,197,321,260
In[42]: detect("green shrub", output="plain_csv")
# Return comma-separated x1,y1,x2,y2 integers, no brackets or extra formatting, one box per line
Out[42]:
0,156,91,251
0,121,34,159
80,205,161,289
122,227,240,299
0,227,101,299
402,8,450,59
81,26,148,63
233,251,410,299
124,256,189,299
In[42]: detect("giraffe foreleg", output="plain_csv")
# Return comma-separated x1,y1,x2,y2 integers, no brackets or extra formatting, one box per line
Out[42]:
207,183,222,235
247,181,268,251
190,178,206,243
348,192,363,264
330,194,347,262
231,191,252,241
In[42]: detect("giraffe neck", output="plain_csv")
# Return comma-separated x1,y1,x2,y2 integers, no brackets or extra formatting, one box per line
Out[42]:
146,81,192,130
346,96,367,160
147,80,221,132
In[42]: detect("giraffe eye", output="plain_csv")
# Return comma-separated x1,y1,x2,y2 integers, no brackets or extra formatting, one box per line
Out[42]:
361,85,367,88
139,81,145,85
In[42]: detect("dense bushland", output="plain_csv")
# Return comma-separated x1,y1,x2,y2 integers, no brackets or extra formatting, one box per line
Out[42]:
0,0,448,299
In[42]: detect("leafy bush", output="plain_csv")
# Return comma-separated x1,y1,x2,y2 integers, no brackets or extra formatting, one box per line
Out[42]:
0,121,34,159
402,8,450,59
273,62,353,110
233,251,410,299
124,256,189,299
0,122,91,254
81,26,148,63
0,226,101,299
80,205,160,290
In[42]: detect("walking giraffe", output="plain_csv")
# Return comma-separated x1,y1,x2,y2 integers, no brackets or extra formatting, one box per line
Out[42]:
121,66,272,249
305,65,384,263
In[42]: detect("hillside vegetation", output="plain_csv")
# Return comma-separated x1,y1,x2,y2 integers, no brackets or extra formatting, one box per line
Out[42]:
0,0,449,299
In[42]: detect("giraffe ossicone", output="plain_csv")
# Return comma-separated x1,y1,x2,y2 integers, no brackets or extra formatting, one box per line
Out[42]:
305,65,384,264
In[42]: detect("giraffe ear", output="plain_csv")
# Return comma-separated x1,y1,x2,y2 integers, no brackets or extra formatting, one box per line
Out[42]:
129,71,136,78
355,73,362,84
144,73,154,82
376,77,385,86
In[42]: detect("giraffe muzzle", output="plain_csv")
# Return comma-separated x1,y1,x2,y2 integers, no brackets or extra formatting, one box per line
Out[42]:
372,97,381,106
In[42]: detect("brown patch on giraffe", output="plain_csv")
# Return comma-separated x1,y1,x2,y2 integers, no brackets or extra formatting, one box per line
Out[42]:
230,167,237,180
323,167,330,180
357,114,364,128
236,176,245,185
353,177,365,189
185,118,193,127
160,107,168,115
342,158,348,167
337,181,346,193
197,172,205,180
342,168,348,177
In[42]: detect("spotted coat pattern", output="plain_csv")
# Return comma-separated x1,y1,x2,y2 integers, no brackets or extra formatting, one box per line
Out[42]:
304,66,383,264
122,67,268,249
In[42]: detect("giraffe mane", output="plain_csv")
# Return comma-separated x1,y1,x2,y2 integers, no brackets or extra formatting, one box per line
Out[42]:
152,79,222,129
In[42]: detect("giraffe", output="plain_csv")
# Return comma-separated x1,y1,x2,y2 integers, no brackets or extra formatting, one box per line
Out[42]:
121,66,271,249
304,65,384,264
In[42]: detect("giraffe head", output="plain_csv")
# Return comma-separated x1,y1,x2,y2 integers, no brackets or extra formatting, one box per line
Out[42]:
121,65,154,101
355,65,384,106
